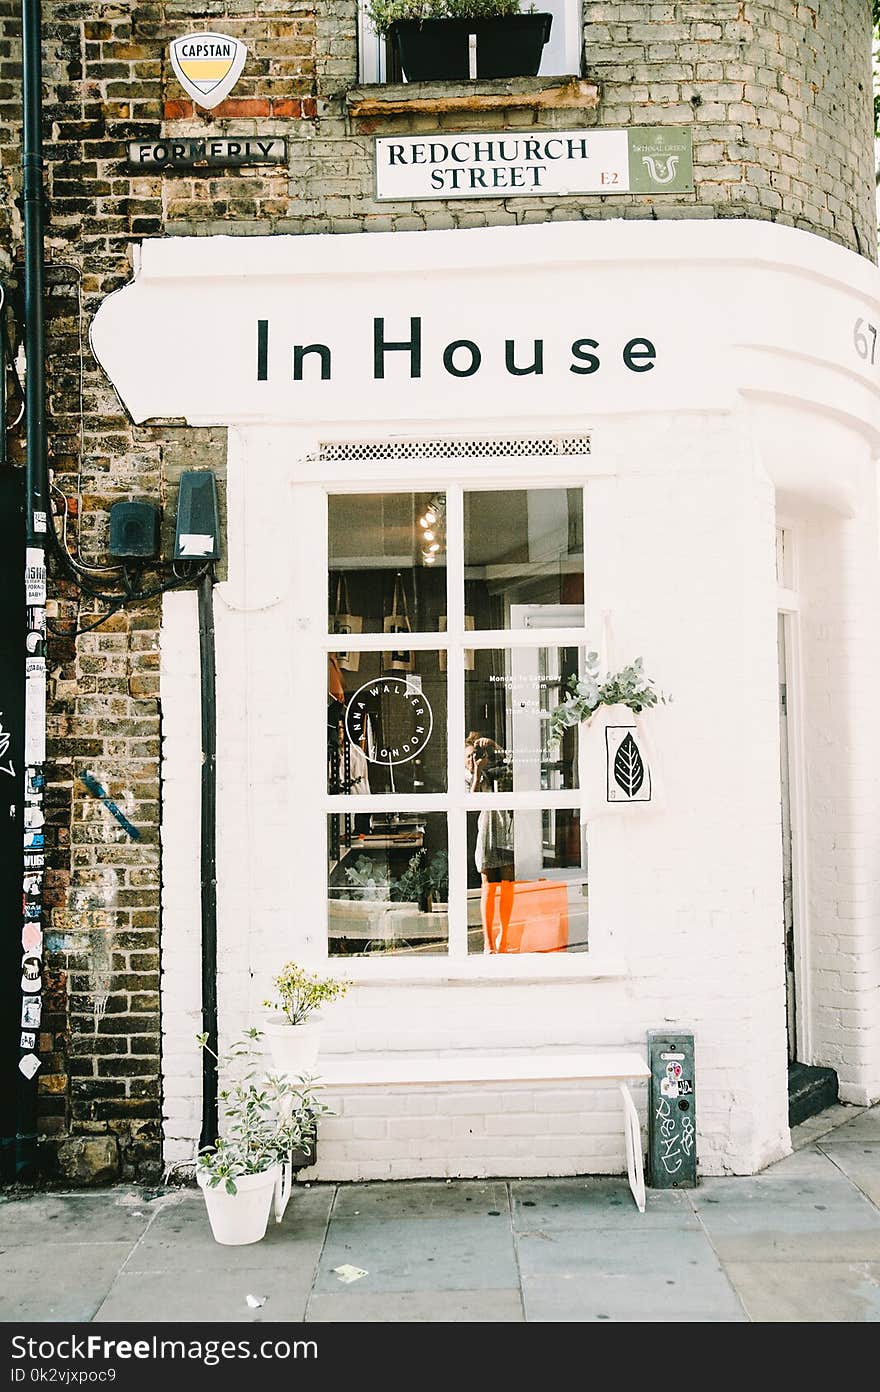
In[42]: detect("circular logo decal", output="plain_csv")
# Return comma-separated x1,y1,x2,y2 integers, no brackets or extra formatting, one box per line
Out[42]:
346,676,433,766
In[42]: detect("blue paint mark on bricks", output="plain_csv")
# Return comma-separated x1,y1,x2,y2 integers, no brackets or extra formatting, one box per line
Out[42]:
80,771,141,840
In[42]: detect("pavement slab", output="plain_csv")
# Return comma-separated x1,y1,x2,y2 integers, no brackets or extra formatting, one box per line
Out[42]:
306,1289,524,1322
511,1177,699,1230
790,1105,866,1150
819,1140,880,1208
315,1214,518,1294
821,1110,880,1143
0,1243,135,1322
724,1260,880,1322
0,1190,161,1246
330,1179,510,1221
521,1272,748,1322
93,1268,314,1324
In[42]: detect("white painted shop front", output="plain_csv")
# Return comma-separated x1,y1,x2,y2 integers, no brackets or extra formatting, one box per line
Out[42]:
92,219,880,1179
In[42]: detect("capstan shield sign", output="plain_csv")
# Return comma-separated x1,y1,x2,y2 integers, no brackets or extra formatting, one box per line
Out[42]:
169,32,248,109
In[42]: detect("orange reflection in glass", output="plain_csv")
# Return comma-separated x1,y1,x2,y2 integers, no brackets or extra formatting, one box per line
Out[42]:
482,879,568,954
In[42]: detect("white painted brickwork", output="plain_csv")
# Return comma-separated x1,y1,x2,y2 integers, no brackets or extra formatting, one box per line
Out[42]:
158,222,880,1181
159,589,203,1165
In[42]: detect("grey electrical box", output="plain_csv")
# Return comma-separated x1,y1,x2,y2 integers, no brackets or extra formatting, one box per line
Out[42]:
174,471,220,560
647,1029,696,1188
109,500,160,559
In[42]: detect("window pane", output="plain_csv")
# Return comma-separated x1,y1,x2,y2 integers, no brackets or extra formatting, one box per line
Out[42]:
466,808,587,954
328,652,446,795
464,647,580,793
328,812,448,957
464,488,583,630
329,491,446,635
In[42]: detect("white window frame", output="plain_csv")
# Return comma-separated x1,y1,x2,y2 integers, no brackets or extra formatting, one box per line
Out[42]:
314,474,601,977
357,0,583,85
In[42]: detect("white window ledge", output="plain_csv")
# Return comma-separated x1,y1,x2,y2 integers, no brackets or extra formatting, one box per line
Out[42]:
302,956,628,986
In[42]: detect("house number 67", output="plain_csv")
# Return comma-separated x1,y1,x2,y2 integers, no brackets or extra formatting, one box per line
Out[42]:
853,317,878,364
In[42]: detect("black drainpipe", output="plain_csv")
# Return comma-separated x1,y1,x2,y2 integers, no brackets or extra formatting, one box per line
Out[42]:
17,0,47,1178
198,568,218,1149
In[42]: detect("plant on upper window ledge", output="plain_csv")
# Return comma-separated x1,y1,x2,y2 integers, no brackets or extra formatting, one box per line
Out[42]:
365,0,553,83
549,654,668,743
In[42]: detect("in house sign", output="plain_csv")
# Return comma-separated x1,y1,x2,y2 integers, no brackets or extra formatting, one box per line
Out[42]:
169,32,248,109
375,126,693,200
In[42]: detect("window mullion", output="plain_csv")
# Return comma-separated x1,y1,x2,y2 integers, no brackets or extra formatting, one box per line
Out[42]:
445,484,467,957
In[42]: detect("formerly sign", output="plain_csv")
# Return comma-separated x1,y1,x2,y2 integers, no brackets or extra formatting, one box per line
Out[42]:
169,32,248,110
128,138,287,170
375,127,693,201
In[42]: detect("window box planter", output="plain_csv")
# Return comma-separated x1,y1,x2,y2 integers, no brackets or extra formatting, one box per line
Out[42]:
389,14,552,82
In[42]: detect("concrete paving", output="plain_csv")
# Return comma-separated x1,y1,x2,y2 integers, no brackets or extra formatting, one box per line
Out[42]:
1,1102,878,1323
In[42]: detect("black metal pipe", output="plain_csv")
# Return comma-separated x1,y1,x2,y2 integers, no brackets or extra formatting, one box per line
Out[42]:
198,568,218,1150
21,0,45,550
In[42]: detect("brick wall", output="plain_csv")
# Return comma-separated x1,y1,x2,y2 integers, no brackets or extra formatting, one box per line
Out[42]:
0,0,876,1179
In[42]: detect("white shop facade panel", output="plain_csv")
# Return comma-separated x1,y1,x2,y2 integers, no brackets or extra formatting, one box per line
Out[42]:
92,220,880,1180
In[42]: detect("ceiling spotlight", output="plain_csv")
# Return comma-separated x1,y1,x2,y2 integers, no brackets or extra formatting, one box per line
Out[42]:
425,509,436,524
423,529,435,541
424,553,435,564
419,515,428,528
429,542,440,552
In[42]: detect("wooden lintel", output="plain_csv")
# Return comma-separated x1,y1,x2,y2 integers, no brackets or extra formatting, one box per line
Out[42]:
348,80,601,120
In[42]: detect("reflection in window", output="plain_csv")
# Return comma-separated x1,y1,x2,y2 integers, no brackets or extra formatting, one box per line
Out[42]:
329,492,447,635
328,652,447,796
464,488,583,629
465,647,580,793
328,812,448,957
466,808,586,955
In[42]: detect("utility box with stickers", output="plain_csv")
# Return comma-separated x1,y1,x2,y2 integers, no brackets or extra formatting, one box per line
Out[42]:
647,1030,697,1188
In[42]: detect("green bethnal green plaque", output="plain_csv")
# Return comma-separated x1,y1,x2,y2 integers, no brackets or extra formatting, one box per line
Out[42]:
627,128,694,194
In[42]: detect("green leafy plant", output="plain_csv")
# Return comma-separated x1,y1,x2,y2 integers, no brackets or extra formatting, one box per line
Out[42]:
366,0,522,33
263,962,348,1026
390,849,449,907
195,1029,330,1194
550,653,668,742
340,850,449,905
343,855,389,900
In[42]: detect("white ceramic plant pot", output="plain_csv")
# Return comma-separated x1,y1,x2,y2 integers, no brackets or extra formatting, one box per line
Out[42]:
197,1164,279,1246
262,1017,323,1078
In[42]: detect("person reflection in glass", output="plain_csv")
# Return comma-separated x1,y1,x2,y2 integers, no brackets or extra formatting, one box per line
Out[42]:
465,732,517,953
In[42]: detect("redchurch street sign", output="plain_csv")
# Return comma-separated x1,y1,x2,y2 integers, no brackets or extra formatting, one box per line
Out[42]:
375,127,693,201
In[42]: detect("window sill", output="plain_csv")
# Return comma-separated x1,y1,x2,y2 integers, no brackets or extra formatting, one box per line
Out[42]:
346,75,600,121
310,956,628,986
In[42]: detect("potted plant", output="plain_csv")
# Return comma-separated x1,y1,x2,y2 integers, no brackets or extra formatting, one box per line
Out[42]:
391,848,449,912
262,962,349,1077
365,0,553,83
550,654,669,815
195,1029,329,1246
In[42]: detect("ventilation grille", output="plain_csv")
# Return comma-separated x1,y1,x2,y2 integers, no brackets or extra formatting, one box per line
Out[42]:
318,436,591,464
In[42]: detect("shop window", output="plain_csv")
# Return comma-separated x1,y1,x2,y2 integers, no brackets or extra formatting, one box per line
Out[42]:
326,484,587,958
357,0,583,84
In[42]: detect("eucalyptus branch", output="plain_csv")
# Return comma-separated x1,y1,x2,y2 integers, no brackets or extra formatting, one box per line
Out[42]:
550,653,669,743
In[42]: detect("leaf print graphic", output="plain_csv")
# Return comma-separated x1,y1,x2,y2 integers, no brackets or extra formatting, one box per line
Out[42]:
613,732,644,798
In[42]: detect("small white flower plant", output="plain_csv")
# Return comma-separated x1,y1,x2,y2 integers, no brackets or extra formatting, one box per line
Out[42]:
195,1028,330,1195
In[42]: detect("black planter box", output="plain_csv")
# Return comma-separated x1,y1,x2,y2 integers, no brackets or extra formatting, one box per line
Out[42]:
389,14,552,82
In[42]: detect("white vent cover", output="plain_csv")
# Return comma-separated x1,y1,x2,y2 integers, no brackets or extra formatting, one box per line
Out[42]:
318,436,591,464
